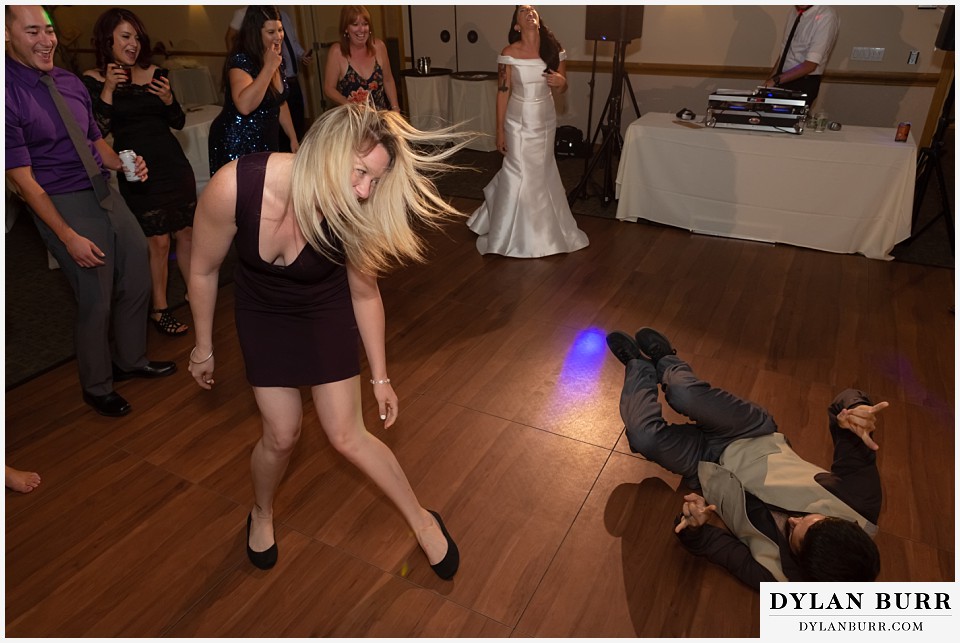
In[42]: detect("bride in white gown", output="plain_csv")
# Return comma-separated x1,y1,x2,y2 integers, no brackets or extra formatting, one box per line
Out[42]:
466,5,589,258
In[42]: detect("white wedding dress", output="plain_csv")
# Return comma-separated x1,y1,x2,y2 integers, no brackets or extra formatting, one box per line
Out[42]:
466,54,589,258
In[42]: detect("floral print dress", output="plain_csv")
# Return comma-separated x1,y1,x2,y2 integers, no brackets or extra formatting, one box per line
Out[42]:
335,61,390,110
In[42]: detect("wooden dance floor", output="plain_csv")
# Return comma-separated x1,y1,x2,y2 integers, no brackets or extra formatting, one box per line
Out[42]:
5,196,955,637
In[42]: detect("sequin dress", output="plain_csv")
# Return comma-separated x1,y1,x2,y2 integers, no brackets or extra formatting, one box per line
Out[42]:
208,53,289,176
233,153,360,387
336,61,390,110
82,75,196,236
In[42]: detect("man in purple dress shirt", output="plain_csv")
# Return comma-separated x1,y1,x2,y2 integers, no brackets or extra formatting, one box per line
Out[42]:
5,5,176,416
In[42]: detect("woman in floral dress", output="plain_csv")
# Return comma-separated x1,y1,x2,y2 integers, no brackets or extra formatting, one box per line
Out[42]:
323,5,399,112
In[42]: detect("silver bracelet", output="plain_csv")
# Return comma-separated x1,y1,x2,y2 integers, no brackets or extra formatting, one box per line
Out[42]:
190,347,214,364
369,378,391,385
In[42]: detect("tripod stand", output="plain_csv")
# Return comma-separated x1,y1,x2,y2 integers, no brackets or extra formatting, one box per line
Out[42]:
905,78,954,253
568,40,641,207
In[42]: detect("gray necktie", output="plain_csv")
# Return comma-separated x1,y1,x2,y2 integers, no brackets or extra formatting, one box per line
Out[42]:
40,74,112,207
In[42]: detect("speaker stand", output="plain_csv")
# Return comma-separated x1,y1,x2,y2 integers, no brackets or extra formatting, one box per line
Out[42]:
568,40,640,208
902,78,954,254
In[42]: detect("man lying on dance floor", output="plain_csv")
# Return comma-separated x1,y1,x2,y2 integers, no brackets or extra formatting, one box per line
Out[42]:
607,327,885,588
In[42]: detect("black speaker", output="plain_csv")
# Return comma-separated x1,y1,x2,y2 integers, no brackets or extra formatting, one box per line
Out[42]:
584,6,644,43
936,5,954,52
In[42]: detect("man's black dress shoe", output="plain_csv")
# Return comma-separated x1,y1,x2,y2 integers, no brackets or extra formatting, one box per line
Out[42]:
112,360,177,382
427,510,459,580
82,391,132,417
246,512,278,570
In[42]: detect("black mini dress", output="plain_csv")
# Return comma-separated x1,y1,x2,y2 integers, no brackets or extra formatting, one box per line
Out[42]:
232,153,360,387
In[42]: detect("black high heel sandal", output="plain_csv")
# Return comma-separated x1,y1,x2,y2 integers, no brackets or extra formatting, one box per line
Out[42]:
427,510,459,580
150,307,188,336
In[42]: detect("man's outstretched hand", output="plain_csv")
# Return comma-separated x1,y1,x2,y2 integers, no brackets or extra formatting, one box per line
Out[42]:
838,401,889,451
675,493,717,533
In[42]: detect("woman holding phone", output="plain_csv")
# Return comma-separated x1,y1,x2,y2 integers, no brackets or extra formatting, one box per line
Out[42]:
83,8,197,337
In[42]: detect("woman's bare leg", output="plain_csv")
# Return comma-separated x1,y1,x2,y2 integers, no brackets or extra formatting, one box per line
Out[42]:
173,226,192,301
147,233,171,312
248,386,303,552
311,377,448,564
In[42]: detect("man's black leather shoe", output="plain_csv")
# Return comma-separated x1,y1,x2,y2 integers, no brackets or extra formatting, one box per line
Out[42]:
83,391,132,417
112,361,177,382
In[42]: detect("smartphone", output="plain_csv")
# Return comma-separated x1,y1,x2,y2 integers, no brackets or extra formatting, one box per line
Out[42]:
152,67,169,81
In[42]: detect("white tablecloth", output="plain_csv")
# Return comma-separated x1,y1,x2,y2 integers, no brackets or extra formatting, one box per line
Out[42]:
450,73,497,152
403,71,451,133
172,104,221,194
168,67,219,108
615,112,916,260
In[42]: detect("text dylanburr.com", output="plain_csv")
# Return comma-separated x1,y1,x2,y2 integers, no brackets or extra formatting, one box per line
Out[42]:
761,583,955,639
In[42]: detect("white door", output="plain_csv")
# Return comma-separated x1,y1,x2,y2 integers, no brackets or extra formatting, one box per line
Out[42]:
455,5,514,72
409,5,457,70
409,5,514,72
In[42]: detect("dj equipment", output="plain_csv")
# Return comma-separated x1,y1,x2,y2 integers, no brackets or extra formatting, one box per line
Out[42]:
705,87,809,135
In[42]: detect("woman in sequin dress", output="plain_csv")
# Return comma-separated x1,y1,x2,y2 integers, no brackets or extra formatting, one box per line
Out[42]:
323,6,399,112
82,8,195,336
208,6,298,176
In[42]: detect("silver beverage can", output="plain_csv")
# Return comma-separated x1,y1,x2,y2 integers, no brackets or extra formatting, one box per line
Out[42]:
118,149,139,182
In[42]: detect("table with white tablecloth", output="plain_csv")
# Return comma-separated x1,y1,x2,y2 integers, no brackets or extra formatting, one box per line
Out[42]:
401,68,452,133
615,112,916,260
450,71,498,152
171,104,221,194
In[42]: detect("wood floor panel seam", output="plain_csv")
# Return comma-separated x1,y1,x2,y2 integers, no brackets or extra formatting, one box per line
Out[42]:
412,395,624,453
508,447,618,635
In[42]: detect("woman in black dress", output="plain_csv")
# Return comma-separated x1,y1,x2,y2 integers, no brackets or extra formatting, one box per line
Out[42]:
188,104,465,578
83,8,196,336
208,5,298,176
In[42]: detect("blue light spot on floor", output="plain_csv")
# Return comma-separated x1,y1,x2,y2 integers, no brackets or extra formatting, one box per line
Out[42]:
554,327,607,409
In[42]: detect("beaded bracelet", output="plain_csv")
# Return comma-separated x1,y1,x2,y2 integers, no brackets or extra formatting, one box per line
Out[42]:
370,378,391,385
190,347,214,364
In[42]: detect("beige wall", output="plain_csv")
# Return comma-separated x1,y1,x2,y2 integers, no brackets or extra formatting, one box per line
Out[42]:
550,4,947,74
48,5,952,139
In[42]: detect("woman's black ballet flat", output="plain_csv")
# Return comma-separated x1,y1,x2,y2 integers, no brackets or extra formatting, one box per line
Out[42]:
246,512,278,570
427,510,459,580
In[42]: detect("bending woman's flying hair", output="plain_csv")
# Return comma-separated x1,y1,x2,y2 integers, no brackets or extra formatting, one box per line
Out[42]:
292,104,468,274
